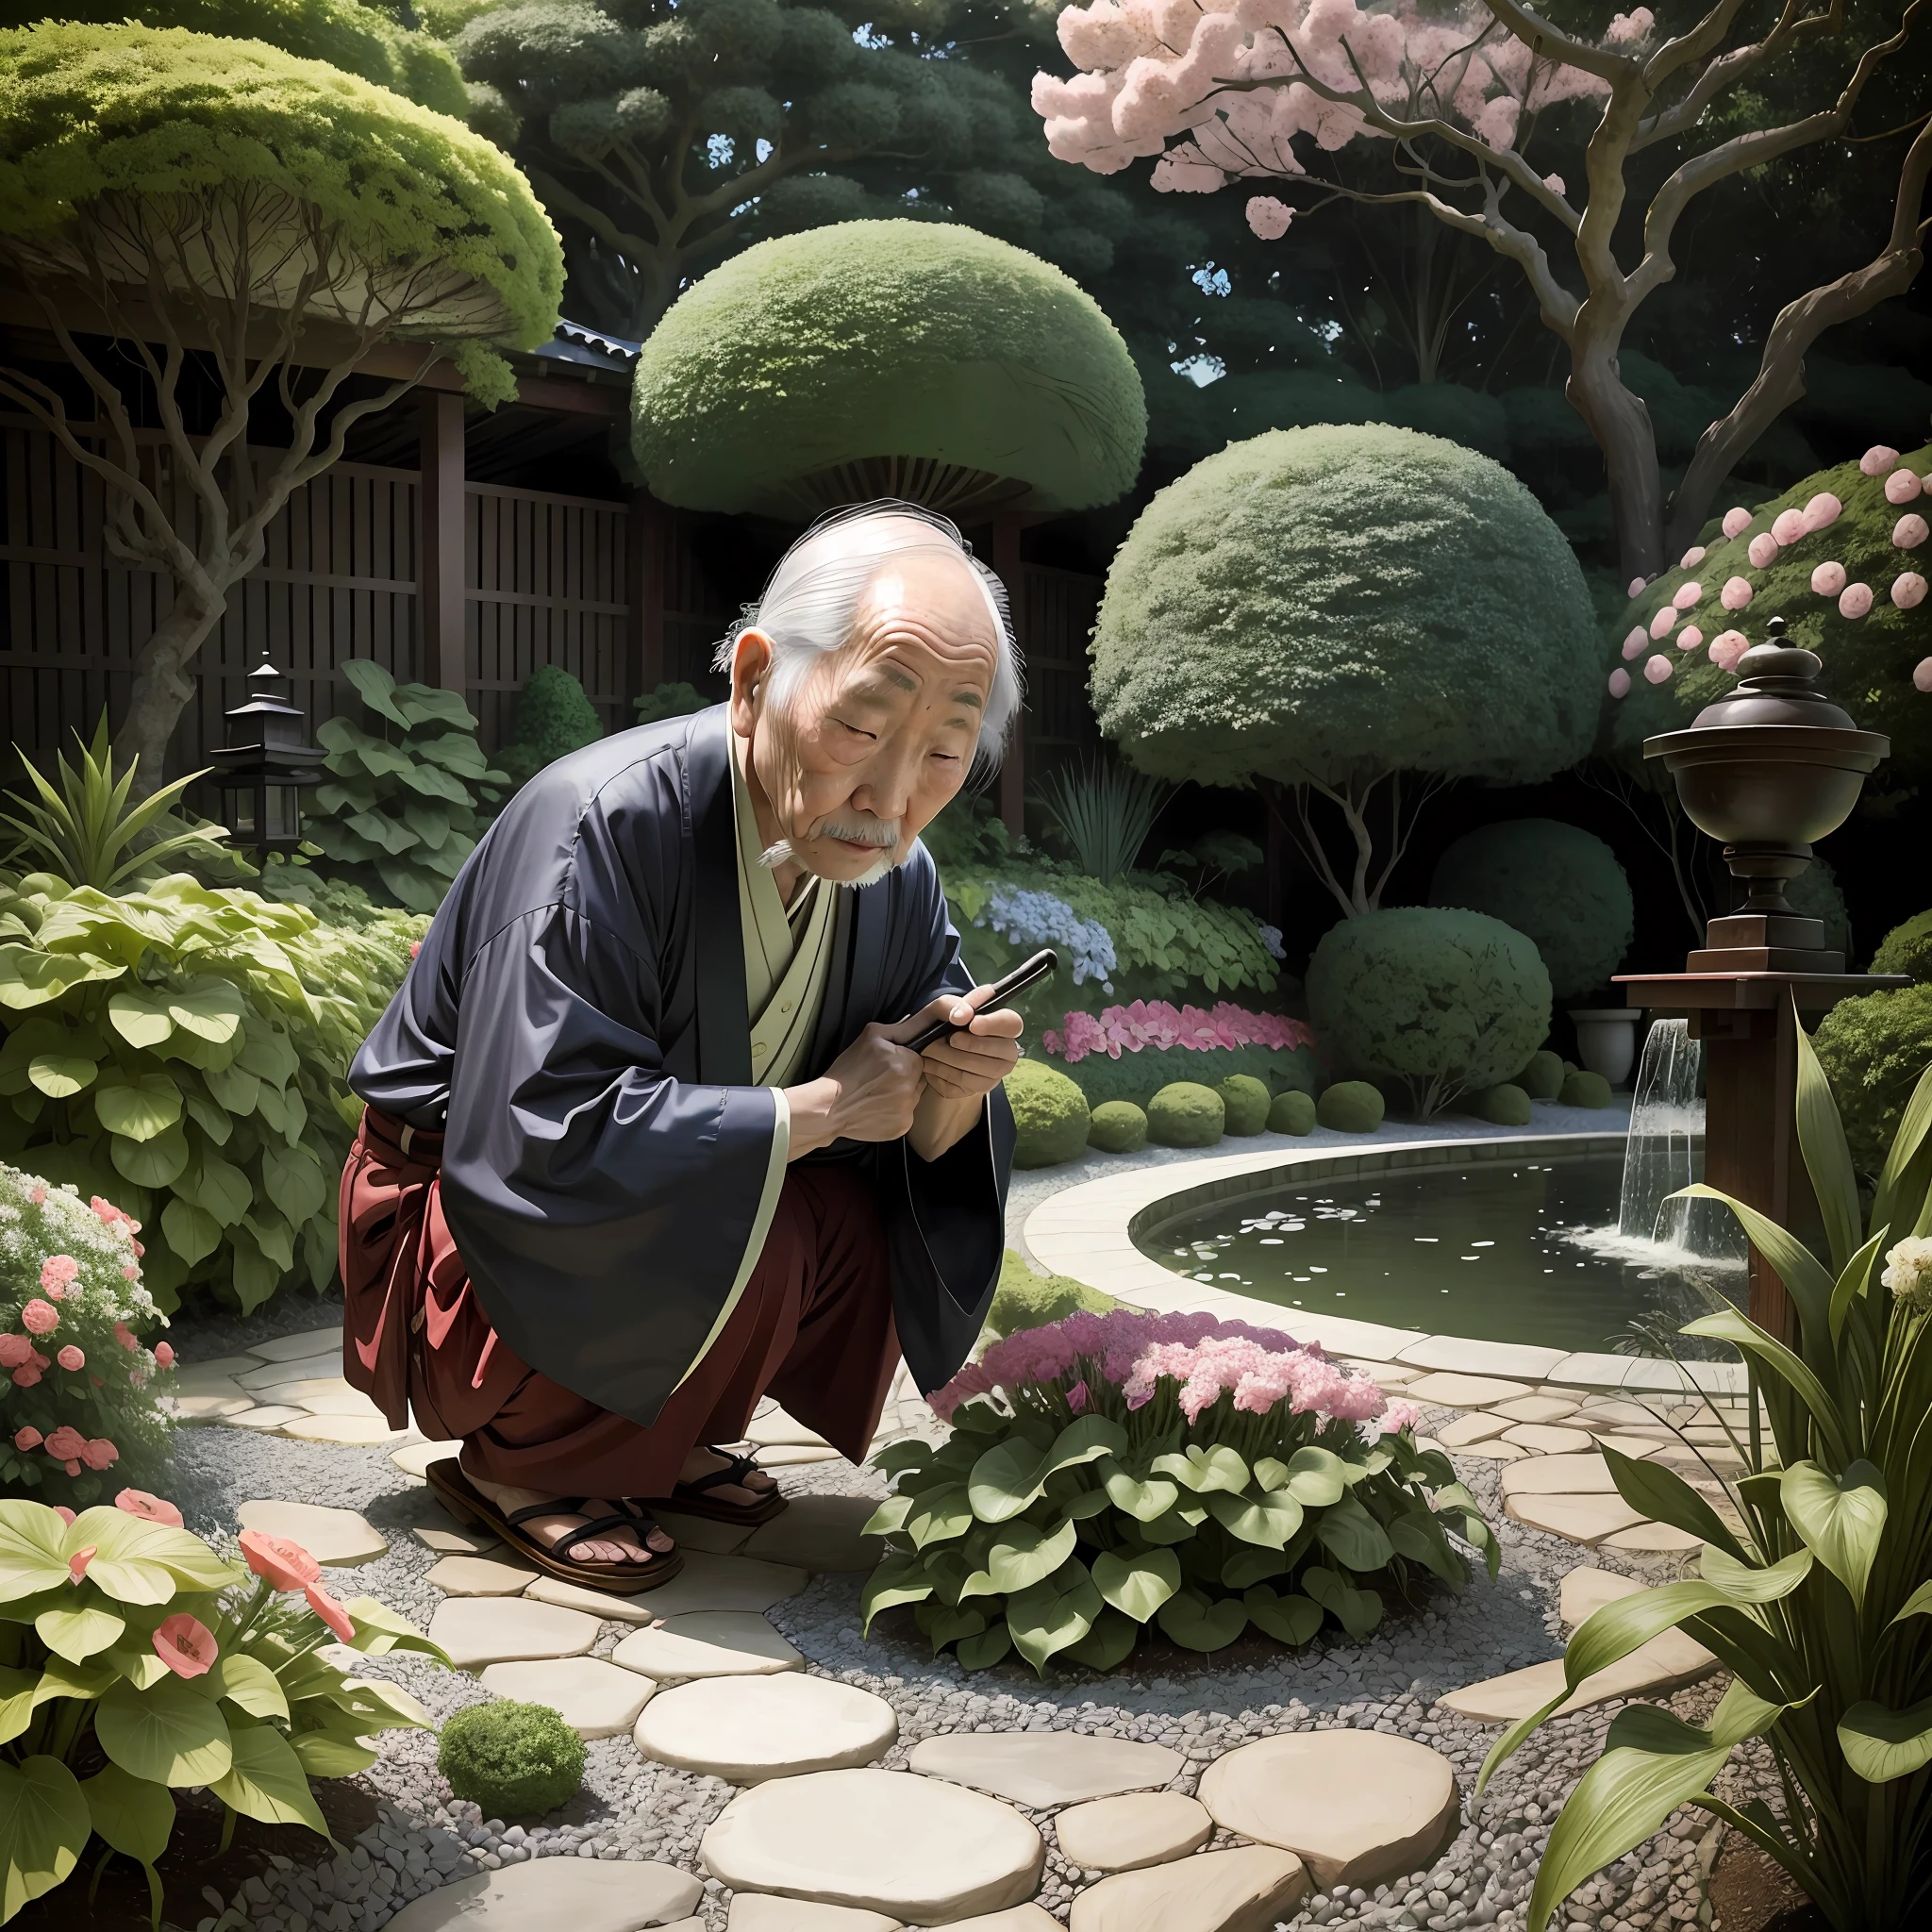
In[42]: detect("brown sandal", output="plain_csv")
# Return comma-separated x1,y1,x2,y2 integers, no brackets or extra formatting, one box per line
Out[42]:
653,1445,787,1526
427,1458,687,1597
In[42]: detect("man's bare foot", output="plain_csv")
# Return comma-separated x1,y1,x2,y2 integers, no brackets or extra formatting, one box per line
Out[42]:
466,1475,675,1567
676,1445,778,1511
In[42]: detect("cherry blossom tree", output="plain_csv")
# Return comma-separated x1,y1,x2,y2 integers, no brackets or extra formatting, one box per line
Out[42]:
1034,0,1932,581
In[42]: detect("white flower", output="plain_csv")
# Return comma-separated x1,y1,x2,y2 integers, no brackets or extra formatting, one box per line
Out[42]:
1882,1237,1932,1311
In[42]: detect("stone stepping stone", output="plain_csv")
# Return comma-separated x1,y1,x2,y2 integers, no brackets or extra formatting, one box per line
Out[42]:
225,1406,307,1431
250,1325,346,1363
637,1672,895,1783
172,1380,257,1422
1558,1566,1644,1628
291,1389,388,1417
534,1550,808,1621
1500,1424,1596,1456
415,1521,501,1557
1342,1358,1418,1387
1647,1441,1747,1475
1453,1441,1526,1461
237,1354,341,1391
728,1897,902,1931
236,1500,387,1566
428,1595,601,1669
1435,1412,1510,1448
1506,1493,1648,1544
1500,1454,1619,1496
1593,1431,1678,1457
525,1576,686,1625
700,1767,1044,1921
1575,1398,1668,1427
250,1378,357,1407
758,1444,841,1466
742,1495,885,1574
1602,1521,1705,1554
1197,1732,1459,1890
647,1507,755,1556
425,1554,539,1596
612,1611,802,1680
1437,1627,1718,1724
1403,1373,1533,1409
281,1414,409,1447
746,1407,833,1449
908,1733,1182,1809
479,1657,656,1739
1068,1846,1309,1932
382,1856,700,1932
392,1440,464,1480
944,1911,1058,1932
1491,1394,1579,1424
1056,1792,1210,1874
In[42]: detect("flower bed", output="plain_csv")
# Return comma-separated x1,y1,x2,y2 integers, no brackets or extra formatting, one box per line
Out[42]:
1039,1001,1322,1110
861,1308,1495,1674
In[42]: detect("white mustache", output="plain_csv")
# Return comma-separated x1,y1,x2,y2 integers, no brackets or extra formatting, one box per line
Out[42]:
761,815,906,890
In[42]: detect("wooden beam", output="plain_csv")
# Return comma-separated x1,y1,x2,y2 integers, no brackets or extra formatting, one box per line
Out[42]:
418,391,467,693
991,510,1025,840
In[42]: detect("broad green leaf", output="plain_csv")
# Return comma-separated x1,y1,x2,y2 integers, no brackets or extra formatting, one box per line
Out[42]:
111,1122,189,1190
873,1441,934,1481
1303,1565,1383,1639
1007,1559,1101,1672
0,1755,90,1920
988,1518,1077,1593
0,1502,74,1602
1062,1607,1138,1673
330,1677,432,1732
1313,1493,1394,1573
1221,1546,1290,1590
1680,1307,1850,1468
1838,1697,1932,1783
1046,1414,1128,1470
1697,1544,1815,1604
955,1623,1012,1673
202,1654,290,1722
0,1668,37,1747
1138,1501,1208,1545
164,981,246,1043
1155,1589,1247,1653
1781,1460,1888,1611
1889,1579,1932,1628
30,1657,114,1709
1600,1443,1746,1560
242,1209,296,1272
33,1602,125,1664
262,1142,326,1224
1091,1546,1180,1622
862,1494,917,1539
106,990,175,1050
290,1730,379,1777
67,1507,241,1598
0,944,122,1009
94,1676,232,1787
81,1760,175,1865
906,1483,974,1550
1243,1586,1323,1647
236,1022,297,1090
230,1226,282,1315
341,658,409,726
1206,1488,1304,1550
861,1555,932,1632
1873,1062,1932,1241
1792,1015,1863,1275
1388,1508,1465,1586
94,1071,183,1141
1674,1186,1834,1353
1279,1445,1349,1507
968,1441,1052,1524
189,1151,252,1226
391,759,472,806
26,1054,94,1097
402,802,452,850
161,1196,222,1268
182,1091,233,1144
1151,1444,1249,1494
1098,1457,1177,1524
202,1061,261,1119
395,686,480,730
105,1648,173,1691
210,1721,329,1837
338,1597,448,1662
344,811,419,856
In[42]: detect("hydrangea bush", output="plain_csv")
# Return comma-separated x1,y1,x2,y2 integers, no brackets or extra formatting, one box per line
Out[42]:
861,1308,1495,1674
0,1165,172,1507
977,886,1118,989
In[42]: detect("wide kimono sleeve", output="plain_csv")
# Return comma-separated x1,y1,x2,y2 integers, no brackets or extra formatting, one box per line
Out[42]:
435,902,787,1429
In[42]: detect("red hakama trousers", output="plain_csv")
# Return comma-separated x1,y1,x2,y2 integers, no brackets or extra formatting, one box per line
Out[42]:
339,1108,901,1498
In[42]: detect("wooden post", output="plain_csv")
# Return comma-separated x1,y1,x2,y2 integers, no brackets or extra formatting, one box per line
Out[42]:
628,489,665,702
417,391,467,693
991,510,1025,840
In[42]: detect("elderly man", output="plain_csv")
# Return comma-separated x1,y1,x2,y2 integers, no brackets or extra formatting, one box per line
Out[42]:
339,505,1023,1592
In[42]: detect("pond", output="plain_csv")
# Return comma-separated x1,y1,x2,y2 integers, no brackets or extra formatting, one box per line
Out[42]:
1135,1147,1747,1356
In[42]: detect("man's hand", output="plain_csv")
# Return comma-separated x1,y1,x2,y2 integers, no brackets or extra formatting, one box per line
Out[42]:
894,986,1024,1101
783,1023,924,1158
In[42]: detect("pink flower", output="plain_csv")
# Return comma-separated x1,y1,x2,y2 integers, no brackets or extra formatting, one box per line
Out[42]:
39,1256,78,1295
121,1266,139,1282
1679,545,1705,568
68,1545,96,1583
1722,508,1753,539
1840,583,1874,620
1771,508,1807,547
116,1489,184,1526
1673,581,1703,609
0,1335,31,1369
12,1426,41,1451
80,1438,117,1471
57,1346,84,1373
1811,561,1847,597
1885,468,1923,506
52,1507,75,1525
21,1301,58,1336
1748,534,1780,569
1626,576,1646,598
153,1342,175,1369
1894,513,1928,550
1644,655,1674,684
113,1322,138,1352
1893,573,1927,611
1066,1379,1090,1413
1720,575,1753,610
1648,606,1677,640
1709,631,1750,671
241,1529,321,1591
1676,625,1703,653
1379,1399,1422,1436
305,1584,357,1643
1621,625,1646,660
1607,668,1631,698
1916,658,1932,693
1245,194,1293,240
26,1185,45,1207
44,1424,86,1459
153,1614,218,1679
1802,492,1842,533
1862,445,1901,476
409,941,423,959
10,1367,42,1389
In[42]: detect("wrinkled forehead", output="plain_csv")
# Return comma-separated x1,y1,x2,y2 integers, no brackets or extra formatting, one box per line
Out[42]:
846,545,1002,655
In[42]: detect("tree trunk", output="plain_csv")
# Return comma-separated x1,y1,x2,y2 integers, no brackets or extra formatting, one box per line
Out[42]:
114,595,226,790
1566,342,1664,584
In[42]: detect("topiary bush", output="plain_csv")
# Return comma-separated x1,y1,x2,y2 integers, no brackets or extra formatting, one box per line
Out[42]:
985,1248,1122,1340
1560,1071,1615,1109
1268,1089,1316,1136
1814,985,1932,1174
437,1700,586,1818
1317,1082,1385,1134
1216,1074,1270,1137
1147,1081,1224,1147
1516,1050,1564,1101
494,665,603,791
1088,1100,1148,1155
1005,1058,1091,1169
1307,908,1551,1118
1428,819,1633,1000
1471,1084,1532,1127
1873,910,1932,984
631,221,1146,517
633,681,710,727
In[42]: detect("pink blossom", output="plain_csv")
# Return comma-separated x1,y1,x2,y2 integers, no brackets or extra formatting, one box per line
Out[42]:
1648,606,1677,640
1673,581,1703,609
1722,508,1753,539
1802,492,1842,533
1916,658,1932,693
1066,1378,1089,1413
1885,468,1923,506
1644,655,1674,684
113,1322,138,1352
0,1335,31,1369
45,1425,87,1461
1840,583,1874,620
1893,573,1927,611
1747,534,1780,569
79,1438,117,1471
52,1507,75,1525
1811,561,1847,597
116,1489,184,1526
1894,514,1928,550
1621,626,1647,660
57,1345,84,1373
1709,631,1750,671
153,1614,218,1679
305,1584,357,1643
10,1367,42,1389
68,1544,96,1583
1627,576,1646,598
409,941,422,959
1380,1399,1422,1436
21,1301,58,1336
39,1257,78,1295
1720,575,1753,610
1676,625,1703,653
1245,195,1293,239
153,1342,175,1369
1044,1001,1314,1067
13,1426,42,1452
1862,445,1901,476
240,1530,321,1591
1541,173,1566,196
1607,668,1631,698
1771,508,1807,547
1678,546,1705,568
26,1185,45,1207
121,1265,139,1282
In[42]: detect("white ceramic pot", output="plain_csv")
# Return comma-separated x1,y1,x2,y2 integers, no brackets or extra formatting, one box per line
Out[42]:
1568,1008,1644,1089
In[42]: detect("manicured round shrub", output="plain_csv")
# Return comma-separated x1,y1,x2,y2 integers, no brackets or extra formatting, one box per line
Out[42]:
1052,1041,1320,1113
1307,908,1552,1117
1317,1081,1385,1133
1560,1070,1614,1109
1268,1089,1317,1136
496,665,603,790
1005,1058,1092,1169
437,1700,586,1818
1088,1100,1149,1154
1216,1074,1271,1137
1814,985,1932,1174
632,221,1146,516
1516,1050,1564,1101
1147,1081,1224,1147
1428,819,1633,1000
1873,910,1932,983
1472,1084,1532,1127
1786,857,1852,961
986,1249,1122,1339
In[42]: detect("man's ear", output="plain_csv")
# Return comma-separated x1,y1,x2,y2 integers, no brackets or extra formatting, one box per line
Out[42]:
728,628,774,737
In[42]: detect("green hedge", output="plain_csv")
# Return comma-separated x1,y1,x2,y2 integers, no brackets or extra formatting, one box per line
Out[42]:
1814,986,1932,1176
1046,1041,1320,1113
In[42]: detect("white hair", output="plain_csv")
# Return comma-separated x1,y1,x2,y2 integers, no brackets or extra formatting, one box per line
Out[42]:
713,500,1022,772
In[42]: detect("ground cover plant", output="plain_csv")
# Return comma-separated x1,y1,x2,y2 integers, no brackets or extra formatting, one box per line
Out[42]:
437,1701,585,1820
0,1165,172,1509
0,1492,447,1927
1479,1013,1932,1932
860,1307,1495,1675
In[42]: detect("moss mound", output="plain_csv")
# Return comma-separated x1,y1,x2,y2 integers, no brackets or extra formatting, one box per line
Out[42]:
1560,1070,1614,1108
1268,1089,1317,1136
1088,1100,1148,1154
1317,1081,1385,1133
1148,1081,1224,1147
986,1248,1122,1339
1516,1049,1564,1101
1814,985,1932,1174
1216,1074,1272,1137
1005,1058,1091,1169
1472,1083,1532,1126
437,1701,585,1819
1872,910,1932,983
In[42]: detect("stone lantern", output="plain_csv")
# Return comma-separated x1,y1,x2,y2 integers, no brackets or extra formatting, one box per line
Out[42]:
208,644,325,856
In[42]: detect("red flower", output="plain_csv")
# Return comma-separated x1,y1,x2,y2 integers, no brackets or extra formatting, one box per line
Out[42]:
19,1300,57,1336
0,1336,30,1369
44,1425,87,1461
153,1341,175,1369
57,1345,85,1373
9,1366,42,1389
304,1583,356,1643
12,1426,42,1452
68,1544,96,1583
153,1613,219,1679
240,1529,320,1591
113,1323,138,1351
80,1438,118,1471
115,1489,183,1527
409,941,422,958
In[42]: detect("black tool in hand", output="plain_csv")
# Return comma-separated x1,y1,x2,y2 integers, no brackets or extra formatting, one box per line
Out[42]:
904,948,1058,1054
